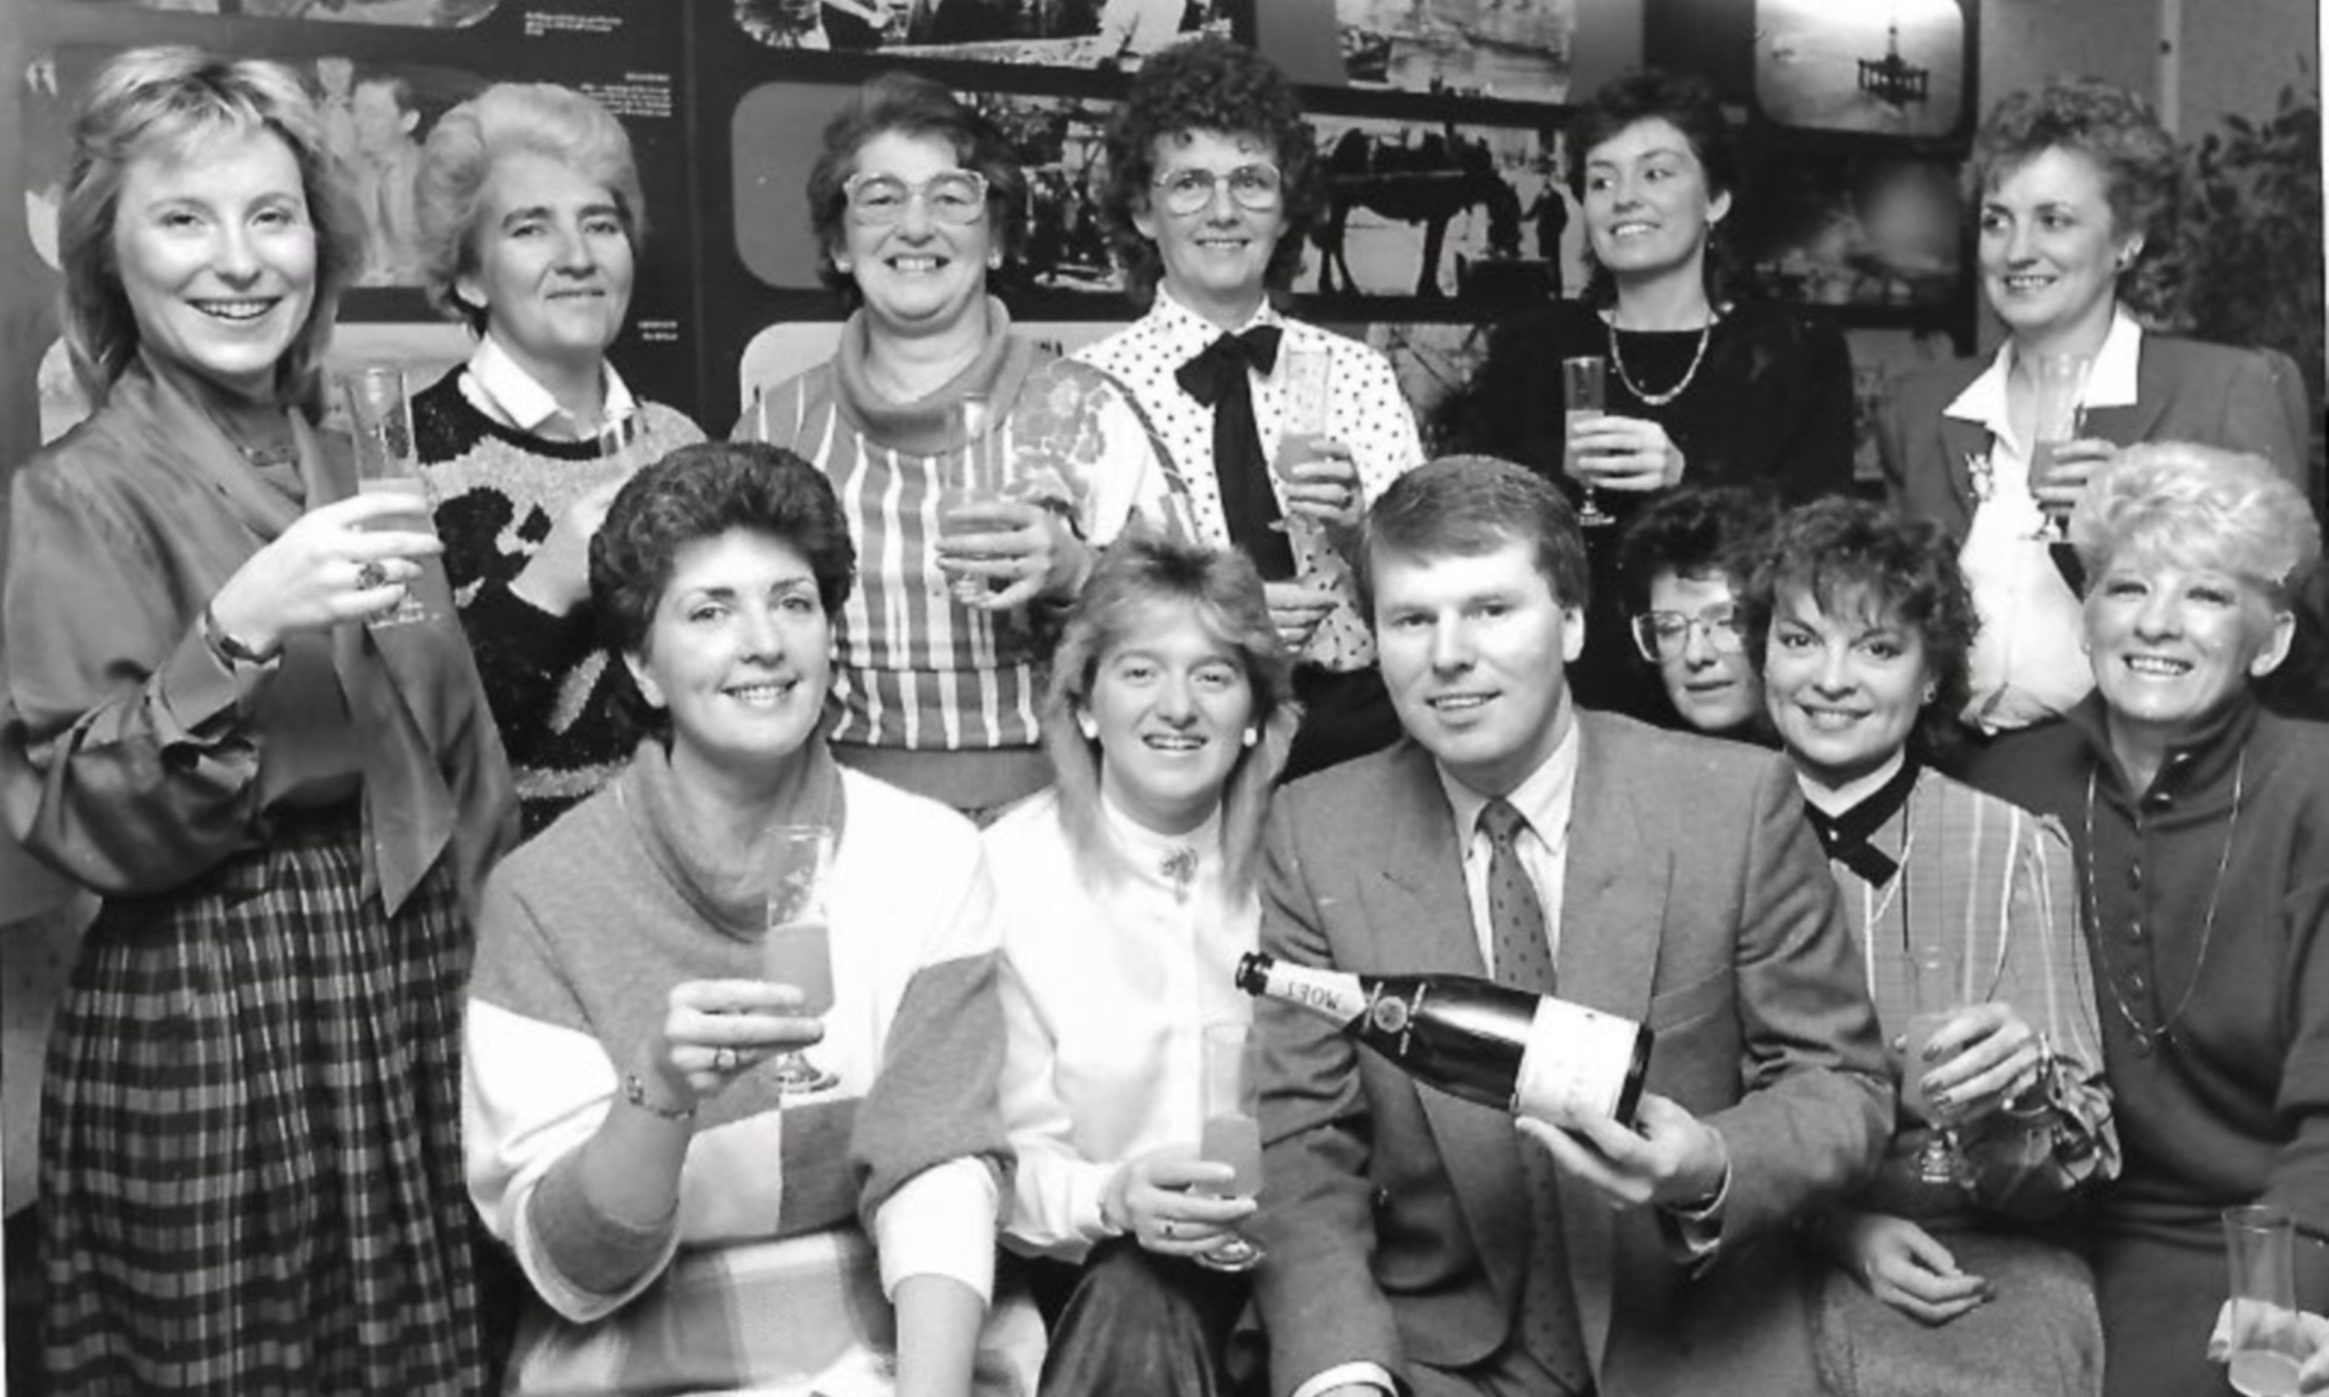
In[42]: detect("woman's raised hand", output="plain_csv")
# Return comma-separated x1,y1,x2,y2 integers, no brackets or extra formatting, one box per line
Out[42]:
1567,413,1686,492
511,477,626,616
1908,1001,2044,1129
207,493,443,653
637,978,826,1114
934,498,1091,612
1102,1144,1257,1259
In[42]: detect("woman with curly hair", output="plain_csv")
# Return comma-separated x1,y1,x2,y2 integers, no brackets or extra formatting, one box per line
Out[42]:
1078,36,1423,781
410,82,707,837
1879,78,2311,735
1456,68,1856,723
739,71,1188,820
1968,445,2329,1397
1740,498,2115,1397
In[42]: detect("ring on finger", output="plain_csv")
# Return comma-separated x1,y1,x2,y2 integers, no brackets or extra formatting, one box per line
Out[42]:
714,1045,738,1073
356,561,388,590
1161,1219,1176,1240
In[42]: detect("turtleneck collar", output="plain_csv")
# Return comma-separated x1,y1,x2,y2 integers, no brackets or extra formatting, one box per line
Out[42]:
830,296,1037,456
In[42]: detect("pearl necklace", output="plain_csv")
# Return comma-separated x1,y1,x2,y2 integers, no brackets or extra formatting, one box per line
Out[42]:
2081,749,2245,1048
1606,312,1714,407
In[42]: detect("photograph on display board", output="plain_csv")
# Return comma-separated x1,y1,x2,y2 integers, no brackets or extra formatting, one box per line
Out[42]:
1303,113,1554,306
1335,0,1578,103
1734,152,1961,310
1754,0,1965,137
731,0,1238,69
94,0,497,24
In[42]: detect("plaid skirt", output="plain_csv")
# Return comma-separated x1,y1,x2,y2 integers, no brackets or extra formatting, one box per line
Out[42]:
39,810,487,1394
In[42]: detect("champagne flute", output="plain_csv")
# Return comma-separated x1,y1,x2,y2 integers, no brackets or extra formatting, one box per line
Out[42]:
2027,352,2091,542
2225,1205,2310,1395
1195,1020,1266,1272
939,392,1003,605
1901,938,1967,1186
1270,342,1334,557
763,824,840,1095
341,364,438,628
1562,356,1613,528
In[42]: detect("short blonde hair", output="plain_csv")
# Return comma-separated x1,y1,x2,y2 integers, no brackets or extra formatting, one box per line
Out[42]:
60,47,364,410
2070,442,2322,604
414,83,644,332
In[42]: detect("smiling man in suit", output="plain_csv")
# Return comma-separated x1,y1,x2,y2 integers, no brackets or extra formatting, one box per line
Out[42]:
1248,455,1892,1397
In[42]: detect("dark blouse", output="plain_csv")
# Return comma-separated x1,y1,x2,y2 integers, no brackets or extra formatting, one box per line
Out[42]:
1965,695,2329,1243
1454,300,1856,719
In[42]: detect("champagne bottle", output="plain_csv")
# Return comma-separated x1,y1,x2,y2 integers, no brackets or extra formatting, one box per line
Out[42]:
1234,952,1652,1129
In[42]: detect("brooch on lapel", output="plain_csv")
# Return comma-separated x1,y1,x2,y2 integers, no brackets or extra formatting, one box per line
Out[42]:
1963,451,1996,503
1160,847,1199,903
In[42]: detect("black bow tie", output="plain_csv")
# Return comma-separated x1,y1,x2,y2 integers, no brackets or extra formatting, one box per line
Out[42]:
1175,326,1283,406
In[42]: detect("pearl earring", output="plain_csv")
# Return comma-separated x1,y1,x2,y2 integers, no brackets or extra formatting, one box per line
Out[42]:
1242,729,1258,749
1078,716,1098,741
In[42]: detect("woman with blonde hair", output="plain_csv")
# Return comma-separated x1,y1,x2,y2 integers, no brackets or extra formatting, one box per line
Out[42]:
6,46,514,1390
1970,443,2328,1397
412,81,705,835
985,531,1295,1395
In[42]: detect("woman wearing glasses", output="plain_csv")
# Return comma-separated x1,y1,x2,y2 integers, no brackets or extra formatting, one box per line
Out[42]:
1079,36,1424,781
740,72,1186,820
1618,485,1779,742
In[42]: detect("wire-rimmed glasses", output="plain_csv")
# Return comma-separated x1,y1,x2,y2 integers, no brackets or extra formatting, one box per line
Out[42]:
842,169,990,227
1631,605,1745,664
1150,162,1284,217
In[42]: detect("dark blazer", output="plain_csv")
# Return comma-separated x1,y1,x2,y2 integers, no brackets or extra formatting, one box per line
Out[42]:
1249,712,1892,1397
1878,333,2311,543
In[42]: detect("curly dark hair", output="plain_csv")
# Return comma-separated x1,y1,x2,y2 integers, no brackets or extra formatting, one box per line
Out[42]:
1358,454,1590,620
1615,484,1780,614
804,71,1027,301
1565,68,1739,305
591,441,858,743
1736,497,1980,760
1968,76,2177,249
1099,36,1323,304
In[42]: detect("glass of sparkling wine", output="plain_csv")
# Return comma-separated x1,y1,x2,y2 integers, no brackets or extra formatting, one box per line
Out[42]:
2028,352,2091,542
342,364,436,627
939,392,1005,604
1270,342,1333,547
764,824,840,1094
1196,1020,1266,1272
1901,940,1967,1186
2225,1206,2310,1395
1562,356,1613,528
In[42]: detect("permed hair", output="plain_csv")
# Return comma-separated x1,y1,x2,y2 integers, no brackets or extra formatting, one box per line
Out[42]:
1566,68,1738,305
414,82,646,334
2070,441,2323,606
1040,529,1297,898
1358,454,1591,621
1737,496,1981,760
592,441,858,740
59,46,366,412
803,72,1027,300
1099,36,1324,304
1615,483,1781,614
1968,76,2178,250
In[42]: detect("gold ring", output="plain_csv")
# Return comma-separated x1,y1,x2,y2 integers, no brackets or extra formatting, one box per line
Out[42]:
715,1046,738,1073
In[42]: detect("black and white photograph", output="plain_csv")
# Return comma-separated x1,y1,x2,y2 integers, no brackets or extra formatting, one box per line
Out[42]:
1736,152,1961,309
733,0,1236,68
1303,113,1553,305
1334,0,1577,103
966,89,1125,295
89,0,497,23
1754,0,1965,137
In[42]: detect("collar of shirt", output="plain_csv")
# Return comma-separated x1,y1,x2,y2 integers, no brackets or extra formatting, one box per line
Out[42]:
1943,308,2144,456
459,333,638,441
1795,747,1908,818
1148,282,1283,354
1099,789,1226,896
1436,719,1581,866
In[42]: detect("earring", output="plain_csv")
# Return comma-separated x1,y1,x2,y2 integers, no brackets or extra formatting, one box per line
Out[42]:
834,258,853,274
1078,715,1098,741
1242,728,1258,749
988,252,1002,270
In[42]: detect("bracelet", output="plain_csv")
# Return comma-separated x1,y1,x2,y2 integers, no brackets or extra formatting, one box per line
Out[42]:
621,1072,695,1122
201,602,280,667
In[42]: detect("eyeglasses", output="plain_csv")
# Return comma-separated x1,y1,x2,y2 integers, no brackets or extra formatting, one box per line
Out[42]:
842,169,990,227
1150,163,1285,217
1632,605,1746,663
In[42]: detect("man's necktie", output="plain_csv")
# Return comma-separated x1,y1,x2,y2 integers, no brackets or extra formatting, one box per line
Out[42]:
1175,325,1296,581
1480,798,1592,1392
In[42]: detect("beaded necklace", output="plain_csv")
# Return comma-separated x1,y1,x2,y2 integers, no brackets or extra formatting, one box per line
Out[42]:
1606,313,1713,407
2081,749,2245,1047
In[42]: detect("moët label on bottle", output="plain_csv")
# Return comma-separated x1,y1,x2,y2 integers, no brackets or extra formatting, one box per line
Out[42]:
1513,997,1641,1128
1258,959,1371,1026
